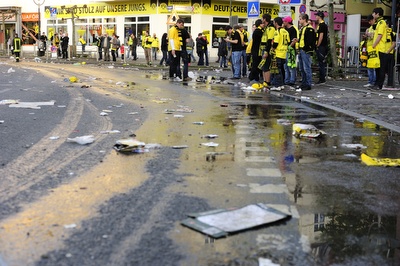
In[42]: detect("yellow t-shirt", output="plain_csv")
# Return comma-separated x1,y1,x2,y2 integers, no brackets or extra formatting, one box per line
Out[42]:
373,18,387,53
273,27,290,59
168,25,182,51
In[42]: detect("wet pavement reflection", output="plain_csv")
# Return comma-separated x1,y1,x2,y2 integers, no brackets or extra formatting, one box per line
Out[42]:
148,72,400,265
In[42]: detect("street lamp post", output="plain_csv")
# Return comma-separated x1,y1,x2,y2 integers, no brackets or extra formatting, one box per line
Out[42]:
33,0,45,56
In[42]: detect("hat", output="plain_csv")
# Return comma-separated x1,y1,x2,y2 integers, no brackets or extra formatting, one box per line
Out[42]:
238,23,244,28
315,11,325,18
283,16,292,23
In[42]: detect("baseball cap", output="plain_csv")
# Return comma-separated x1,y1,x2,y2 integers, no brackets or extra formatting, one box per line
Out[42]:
315,11,325,18
283,16,293,23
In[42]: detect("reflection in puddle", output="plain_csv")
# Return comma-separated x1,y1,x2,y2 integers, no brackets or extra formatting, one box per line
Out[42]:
142,72,400,264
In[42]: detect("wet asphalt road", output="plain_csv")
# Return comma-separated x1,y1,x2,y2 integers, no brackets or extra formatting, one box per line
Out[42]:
0,58,399,266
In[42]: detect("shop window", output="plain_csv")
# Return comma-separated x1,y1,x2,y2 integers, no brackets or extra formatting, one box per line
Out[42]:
138,16,149,22
125,17,136,22
179,15,191,24
124,16,149,45
211,22,229,48
213,17,229,23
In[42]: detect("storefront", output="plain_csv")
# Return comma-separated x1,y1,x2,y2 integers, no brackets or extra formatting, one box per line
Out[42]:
43,0,285,57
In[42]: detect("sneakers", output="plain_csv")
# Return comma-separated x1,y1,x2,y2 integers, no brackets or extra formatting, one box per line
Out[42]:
316,80,326,85
170,77,182,82
183,77,192,81
363,83,374,87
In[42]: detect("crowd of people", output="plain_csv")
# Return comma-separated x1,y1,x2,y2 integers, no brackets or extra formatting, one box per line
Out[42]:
11,8,396,89
361,7,396,90
164,12,327,90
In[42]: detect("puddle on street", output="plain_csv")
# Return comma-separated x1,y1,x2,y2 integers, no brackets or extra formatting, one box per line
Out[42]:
142,72,400,264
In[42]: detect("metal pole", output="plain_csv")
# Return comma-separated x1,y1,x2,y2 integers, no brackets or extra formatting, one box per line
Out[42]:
229,0,232,26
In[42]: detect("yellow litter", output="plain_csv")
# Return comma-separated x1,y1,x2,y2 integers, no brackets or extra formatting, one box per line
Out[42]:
69,76,78,83
361,153,400,167
251,83,264,90
292,123,326,138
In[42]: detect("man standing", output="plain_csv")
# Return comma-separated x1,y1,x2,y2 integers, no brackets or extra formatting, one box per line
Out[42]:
283,16,298,86
196,33,206,66
249,19,264,83
61,33,69,59
371,7,387,90
385,23,396,88
13,34,22,62
180,28,191,81
270,17,290,89
143,31,153,65
261,14,276,88
96,35,104,61
103,33,111,61
168,18,185,80
225,25,242,79
151,33,159,61
315,11,328,85
294,13,316,90
238,24,249,78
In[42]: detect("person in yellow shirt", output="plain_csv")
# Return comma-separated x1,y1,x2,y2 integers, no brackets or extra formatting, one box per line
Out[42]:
371,7,387,90
362,15,376,87
79,36,86,52
143,31,153,65
261,13,276,88
270,17,290,89
168,19,185,80
151,33,159,61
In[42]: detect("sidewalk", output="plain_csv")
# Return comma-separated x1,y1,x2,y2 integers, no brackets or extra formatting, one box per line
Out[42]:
276,79,400,133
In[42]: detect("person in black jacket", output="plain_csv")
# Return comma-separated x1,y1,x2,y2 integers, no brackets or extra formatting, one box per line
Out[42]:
196,33,207,66
293,13,316,90
159,33,169,66
61,33,69,59
218,37,228,68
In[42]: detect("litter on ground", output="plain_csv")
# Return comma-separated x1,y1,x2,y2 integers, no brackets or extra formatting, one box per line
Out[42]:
8,101,55,109
361,153,400,167
181,203,290,238
67,135,95,145
201,142,219,147
292,123,326,138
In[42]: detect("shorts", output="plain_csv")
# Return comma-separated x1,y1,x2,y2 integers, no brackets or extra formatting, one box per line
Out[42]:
262,56,271,72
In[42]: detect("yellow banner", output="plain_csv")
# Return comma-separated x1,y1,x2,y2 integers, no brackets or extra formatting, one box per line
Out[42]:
203,2,280,17
44,1,280,19
44,2,155,19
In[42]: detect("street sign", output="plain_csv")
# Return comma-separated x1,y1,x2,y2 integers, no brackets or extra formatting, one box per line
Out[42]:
278,0,302,6
247,1,260,18
299,4,306,13
280,5,291,12
279,12,292,18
